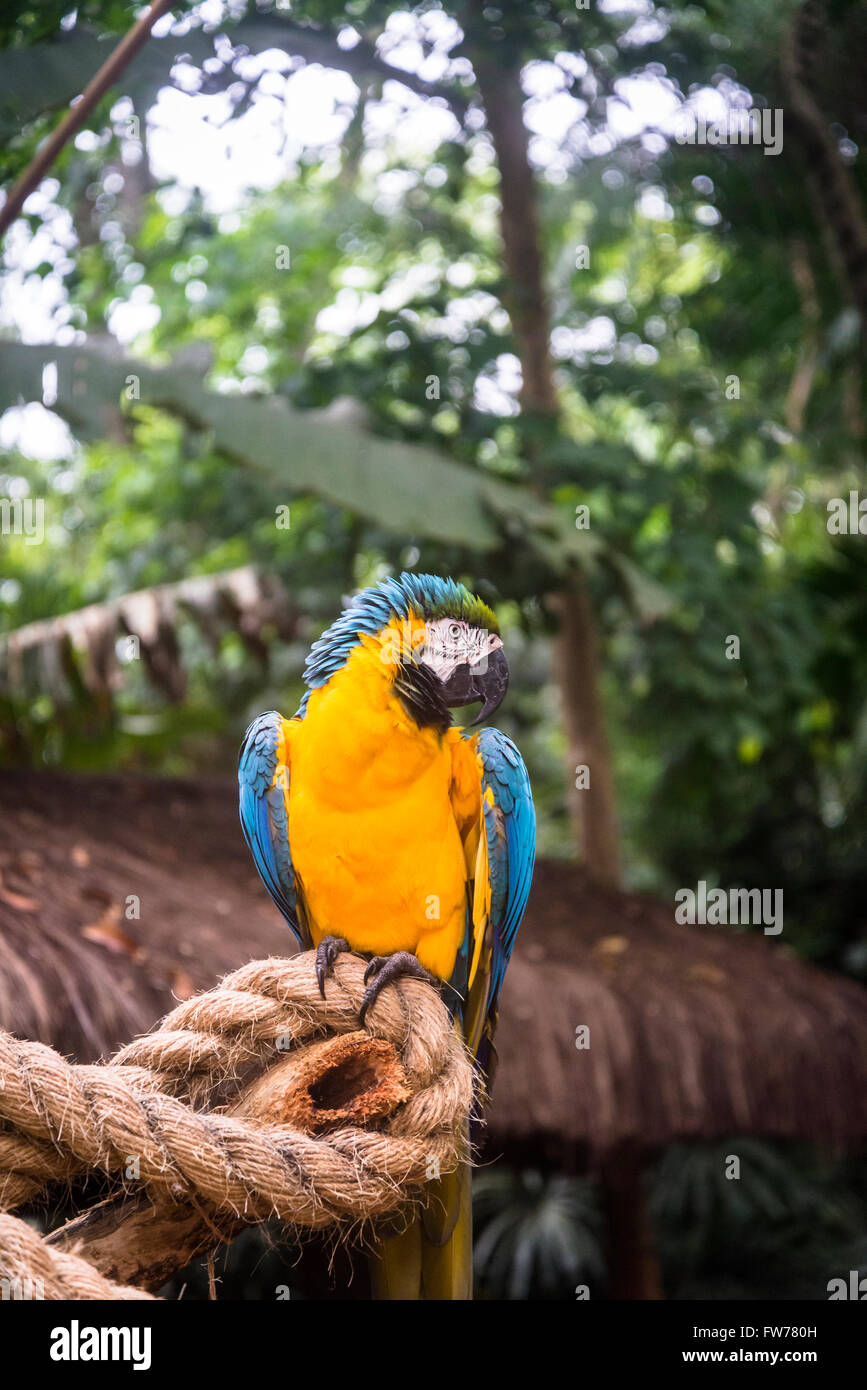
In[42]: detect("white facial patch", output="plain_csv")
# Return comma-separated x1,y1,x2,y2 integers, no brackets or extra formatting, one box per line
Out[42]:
421,617,503,681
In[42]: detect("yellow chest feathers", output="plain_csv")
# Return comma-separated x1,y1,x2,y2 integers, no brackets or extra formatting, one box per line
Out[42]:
286,634,481,978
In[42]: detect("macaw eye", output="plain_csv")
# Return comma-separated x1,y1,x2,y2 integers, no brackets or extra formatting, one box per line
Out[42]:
449,622,462,641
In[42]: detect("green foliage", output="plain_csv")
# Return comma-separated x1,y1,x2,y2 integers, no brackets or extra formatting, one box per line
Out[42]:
0,338,604,563
2,0,867,954
651,1140,866,1300
473,1143,867,1300
473,1168,604,1300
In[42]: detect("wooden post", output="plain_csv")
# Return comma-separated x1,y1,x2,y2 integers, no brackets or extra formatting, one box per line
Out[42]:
599,1146,663,1300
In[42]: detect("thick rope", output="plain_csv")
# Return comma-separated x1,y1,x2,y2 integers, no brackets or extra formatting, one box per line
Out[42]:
0,951,473,1300
0,1214,155,1300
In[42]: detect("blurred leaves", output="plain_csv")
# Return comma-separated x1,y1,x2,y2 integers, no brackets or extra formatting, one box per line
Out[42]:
1,0,866,947
651,1140,866,1299
473,1168,604,1300
0,339,604,567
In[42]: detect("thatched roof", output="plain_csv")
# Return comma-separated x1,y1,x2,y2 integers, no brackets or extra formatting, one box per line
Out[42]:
489,861,867,1167
0,769,281,1059
0,566,297,713
2,769,867,1168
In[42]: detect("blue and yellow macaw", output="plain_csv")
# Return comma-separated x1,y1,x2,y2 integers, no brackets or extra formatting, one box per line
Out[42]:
238,572,535,1299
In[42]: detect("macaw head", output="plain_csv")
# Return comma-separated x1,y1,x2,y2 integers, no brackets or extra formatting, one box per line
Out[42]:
419,613,508,726
300,572,509,727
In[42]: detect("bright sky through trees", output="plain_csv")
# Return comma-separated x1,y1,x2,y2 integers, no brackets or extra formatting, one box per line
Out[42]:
0,0,737,460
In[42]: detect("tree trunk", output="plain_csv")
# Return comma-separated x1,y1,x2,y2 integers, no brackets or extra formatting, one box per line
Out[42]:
468,20,622,883
600,1147,664,1300
470,44,557,417
552,581,620,888
782,0,867,326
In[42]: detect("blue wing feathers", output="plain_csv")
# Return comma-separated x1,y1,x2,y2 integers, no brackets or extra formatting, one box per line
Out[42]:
239,711,307,947
476,726,536,1010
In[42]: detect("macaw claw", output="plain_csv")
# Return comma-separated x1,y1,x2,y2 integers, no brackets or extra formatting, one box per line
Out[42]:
359,951,438,1026
315,935,351,998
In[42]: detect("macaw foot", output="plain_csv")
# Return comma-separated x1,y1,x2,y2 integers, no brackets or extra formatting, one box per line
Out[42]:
315,935,351,998
359,951,439,1026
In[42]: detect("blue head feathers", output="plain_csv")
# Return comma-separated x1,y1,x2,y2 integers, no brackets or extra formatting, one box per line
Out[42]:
296,573,498,715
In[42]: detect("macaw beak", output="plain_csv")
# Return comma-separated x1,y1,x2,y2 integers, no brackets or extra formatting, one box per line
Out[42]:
441,646,509,726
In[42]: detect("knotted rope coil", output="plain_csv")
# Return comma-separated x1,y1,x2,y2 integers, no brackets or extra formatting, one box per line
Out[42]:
0,952,474,1300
